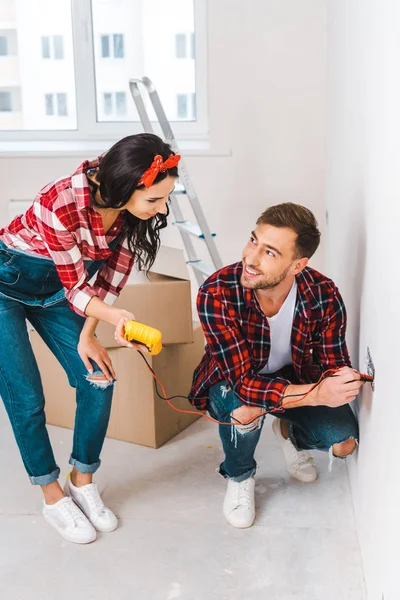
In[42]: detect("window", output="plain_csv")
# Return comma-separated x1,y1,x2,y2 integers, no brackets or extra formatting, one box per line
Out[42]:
101,34,124,58
41,35,64,59
53,36,64,59
113,34,124,58
0,91,12,112
177,94,188,119
103,92,127,118
103,92,112,116
57,93,68,116
41,36,50,59
190,33,195,59
45,93,68,116
1,0,206,139
177,93,196,120
101,35,110,58
0,36,8,56
45,94,54,115
175,33,195,59
191,92,196,119
115,92,126,116
175,34,186,58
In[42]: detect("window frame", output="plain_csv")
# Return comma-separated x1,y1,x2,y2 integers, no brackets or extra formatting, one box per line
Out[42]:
1,0,208,143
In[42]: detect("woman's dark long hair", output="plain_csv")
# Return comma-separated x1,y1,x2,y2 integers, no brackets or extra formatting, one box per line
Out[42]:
87,133,179,272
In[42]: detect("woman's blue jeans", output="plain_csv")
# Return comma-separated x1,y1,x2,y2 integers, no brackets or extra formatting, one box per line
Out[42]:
0,241,115,486
208,380,359,482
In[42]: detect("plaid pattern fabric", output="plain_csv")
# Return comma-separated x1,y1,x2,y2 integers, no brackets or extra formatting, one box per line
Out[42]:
0,160,134,316
189,262,351,411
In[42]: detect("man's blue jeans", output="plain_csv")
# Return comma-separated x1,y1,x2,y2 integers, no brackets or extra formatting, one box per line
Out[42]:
0,242,115,485
208,380,360,482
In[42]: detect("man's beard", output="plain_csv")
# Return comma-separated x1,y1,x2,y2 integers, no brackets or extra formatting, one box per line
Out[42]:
241,263,292,290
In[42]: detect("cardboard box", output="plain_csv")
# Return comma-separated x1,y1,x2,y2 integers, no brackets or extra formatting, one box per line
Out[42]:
30,324,205,448
96,246,193,347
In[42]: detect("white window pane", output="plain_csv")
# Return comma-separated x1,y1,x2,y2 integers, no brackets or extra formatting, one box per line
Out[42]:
116,91,126,116
177,94,188,119
103,93,112,115
175,33,186,58
113,34,124,58
57,93,67,116
0,92,12,112
101,35,109,57
41,36,50,58
45,94,54,116
53,35,64,59
0,0,77,130
0,36,8,56
92,0,195,123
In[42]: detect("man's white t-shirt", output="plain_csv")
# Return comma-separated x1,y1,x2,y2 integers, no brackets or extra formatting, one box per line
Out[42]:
259,279,298,375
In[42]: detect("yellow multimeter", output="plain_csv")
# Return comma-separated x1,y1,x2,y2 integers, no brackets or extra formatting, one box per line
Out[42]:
123,321,163,355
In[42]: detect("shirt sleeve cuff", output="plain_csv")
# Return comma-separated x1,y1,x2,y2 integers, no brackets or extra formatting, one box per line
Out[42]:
66,286,98,317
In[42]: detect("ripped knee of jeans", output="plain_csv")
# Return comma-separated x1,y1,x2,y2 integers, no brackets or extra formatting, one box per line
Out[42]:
328,436,358,471
232,415,263,435
84,371,114,390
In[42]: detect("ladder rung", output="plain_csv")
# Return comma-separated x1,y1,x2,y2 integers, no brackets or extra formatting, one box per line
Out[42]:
187,260,215,277
173,221,216,239
172,182,186,195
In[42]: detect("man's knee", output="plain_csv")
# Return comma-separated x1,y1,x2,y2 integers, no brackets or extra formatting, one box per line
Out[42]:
332,437,357,457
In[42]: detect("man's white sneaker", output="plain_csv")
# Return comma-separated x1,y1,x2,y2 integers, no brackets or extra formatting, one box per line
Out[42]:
223,477,255,528
64,476,118,533
272,418,318,483
42,496,97,544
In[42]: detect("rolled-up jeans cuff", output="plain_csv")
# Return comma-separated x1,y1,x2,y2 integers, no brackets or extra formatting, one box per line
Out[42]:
29,467,60,486
69,457,101,474
217,465,257,482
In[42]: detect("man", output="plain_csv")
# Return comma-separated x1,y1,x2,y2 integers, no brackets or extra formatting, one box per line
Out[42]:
189,203,362,528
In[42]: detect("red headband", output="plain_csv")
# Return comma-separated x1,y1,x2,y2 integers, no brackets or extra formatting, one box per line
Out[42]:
138,153,181,188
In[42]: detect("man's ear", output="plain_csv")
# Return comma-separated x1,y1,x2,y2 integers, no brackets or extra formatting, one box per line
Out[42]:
292,257,309,275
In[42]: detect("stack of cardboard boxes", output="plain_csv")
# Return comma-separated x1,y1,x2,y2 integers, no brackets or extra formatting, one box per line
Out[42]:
31,247,206,449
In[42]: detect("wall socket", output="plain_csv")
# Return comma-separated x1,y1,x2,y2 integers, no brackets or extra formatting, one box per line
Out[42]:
366,346,375,391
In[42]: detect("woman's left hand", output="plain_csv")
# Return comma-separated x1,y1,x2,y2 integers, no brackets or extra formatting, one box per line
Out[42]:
78,334,116,382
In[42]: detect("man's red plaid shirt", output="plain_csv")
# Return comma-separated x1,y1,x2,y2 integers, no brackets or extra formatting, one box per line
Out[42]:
189,262,351,411
0,160,134,316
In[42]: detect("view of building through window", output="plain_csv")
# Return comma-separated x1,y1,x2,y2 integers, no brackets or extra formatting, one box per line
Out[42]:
0,0,197,131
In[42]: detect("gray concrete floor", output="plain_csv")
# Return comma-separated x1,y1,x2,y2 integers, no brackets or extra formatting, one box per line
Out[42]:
0,403,366,600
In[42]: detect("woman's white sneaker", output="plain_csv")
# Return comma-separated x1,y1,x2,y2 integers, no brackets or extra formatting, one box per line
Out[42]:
42,496,97,544
272,418,318,483
64,476,118,533
223,477,256,528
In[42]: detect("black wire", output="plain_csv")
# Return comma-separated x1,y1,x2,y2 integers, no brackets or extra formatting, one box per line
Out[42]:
136,350,323,427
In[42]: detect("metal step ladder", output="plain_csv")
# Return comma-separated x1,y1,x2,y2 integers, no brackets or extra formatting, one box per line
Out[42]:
129,76,223,285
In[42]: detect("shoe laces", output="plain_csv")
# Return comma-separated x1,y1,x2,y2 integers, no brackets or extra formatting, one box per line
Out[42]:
237,479,254,507
290,445,314,469
59,498,87,526
83,484,106,514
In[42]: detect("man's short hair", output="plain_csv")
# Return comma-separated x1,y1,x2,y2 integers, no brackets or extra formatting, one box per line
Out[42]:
257,202,321,259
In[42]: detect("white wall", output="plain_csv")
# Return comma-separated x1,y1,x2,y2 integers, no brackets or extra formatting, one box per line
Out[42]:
326,1,400,599
0,0,327,275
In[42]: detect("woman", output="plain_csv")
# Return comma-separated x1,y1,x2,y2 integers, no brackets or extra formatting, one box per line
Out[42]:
0,133,180,544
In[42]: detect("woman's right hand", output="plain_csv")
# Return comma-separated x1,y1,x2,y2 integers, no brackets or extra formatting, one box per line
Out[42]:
113,309,148,352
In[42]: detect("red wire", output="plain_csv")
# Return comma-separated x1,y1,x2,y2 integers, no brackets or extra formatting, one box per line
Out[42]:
138,352,342,427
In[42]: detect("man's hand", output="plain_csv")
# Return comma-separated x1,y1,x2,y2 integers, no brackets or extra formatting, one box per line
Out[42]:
78,335,116,382
316,366,364,408
231,404,264,426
